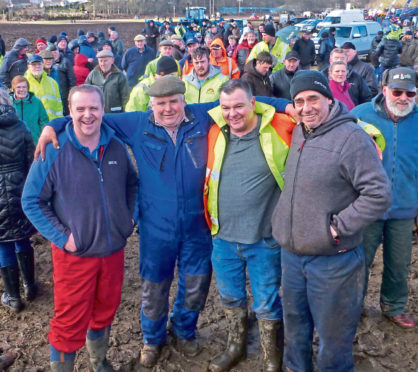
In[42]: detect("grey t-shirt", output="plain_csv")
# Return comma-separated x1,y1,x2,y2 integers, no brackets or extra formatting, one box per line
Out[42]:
217,116,280,244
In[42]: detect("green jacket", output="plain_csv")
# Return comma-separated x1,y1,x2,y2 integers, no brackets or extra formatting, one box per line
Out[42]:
125,75,155,112
85,65,130,113
10,91,49,144
183,65,229,104
247,38,291,72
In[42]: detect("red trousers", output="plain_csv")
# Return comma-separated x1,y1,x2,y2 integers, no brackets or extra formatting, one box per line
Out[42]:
49,244,124,353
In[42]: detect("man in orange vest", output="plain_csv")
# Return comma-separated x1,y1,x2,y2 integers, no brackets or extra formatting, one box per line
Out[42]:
204,79,295,372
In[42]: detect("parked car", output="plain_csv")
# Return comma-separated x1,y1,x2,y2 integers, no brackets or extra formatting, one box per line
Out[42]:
312,22,382,56
294,19,312,29
302,19,321,33
316,9,364,30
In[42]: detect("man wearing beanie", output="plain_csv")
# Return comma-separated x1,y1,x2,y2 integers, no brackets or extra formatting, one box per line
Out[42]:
36,74,295,368
35,38,48,54
183,46,229,104
125,56,179,111
271,70,391,371
247,22,291,72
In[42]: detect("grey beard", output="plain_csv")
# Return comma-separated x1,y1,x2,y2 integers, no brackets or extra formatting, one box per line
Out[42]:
386,99,415,118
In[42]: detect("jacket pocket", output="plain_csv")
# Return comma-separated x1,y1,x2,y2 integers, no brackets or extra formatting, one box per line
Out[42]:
263,237,280,249
184,132,207,169
142,140,167,171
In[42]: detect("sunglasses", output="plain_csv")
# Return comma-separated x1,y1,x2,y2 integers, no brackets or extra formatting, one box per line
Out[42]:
391,90,416,98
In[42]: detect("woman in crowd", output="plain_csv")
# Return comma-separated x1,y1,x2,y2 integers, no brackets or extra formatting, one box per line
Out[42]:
0,88,36,313
10,76,49,144
328,61,355,111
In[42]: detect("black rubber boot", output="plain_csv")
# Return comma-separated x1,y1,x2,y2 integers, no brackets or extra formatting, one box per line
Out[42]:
208,306,247,372
259,319,283,372
16,251,38,301
0,265,24,313
85,329,115,372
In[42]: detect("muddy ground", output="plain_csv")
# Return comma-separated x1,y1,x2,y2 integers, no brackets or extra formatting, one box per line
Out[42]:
0,21,417,372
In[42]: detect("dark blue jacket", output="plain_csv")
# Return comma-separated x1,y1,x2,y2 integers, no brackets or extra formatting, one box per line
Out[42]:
22,123,137,257
45,98,289,243
351,94,418,220
121,45,155,87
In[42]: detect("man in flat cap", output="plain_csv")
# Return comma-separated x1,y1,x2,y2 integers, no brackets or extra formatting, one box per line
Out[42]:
144,40,181,77
85,50,129,113
121,34,155,88
35,75,294,368
272,70,391,371
352,67,418,329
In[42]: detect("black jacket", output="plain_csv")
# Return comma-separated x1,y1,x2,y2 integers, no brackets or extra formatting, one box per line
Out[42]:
241,60,273,97
349,55,378,97
322,66,372,106
376,38,402,68
0,105,35,242
270,67,298,100
369,35,383,67
54,53,77,115
143,23,160,49
292,38,316,66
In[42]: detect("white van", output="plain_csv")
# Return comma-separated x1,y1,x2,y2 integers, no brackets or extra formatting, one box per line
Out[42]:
317,9,364,30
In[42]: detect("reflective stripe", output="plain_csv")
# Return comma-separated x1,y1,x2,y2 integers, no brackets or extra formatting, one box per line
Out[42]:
210,169,220,181
210,215,219,225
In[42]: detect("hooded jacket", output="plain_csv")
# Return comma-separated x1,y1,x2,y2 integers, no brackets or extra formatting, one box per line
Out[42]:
351,94,418,220
241,59,273,97
78,35,97,59
209,38,240,79
376,38,402,68
272,101,391,256
73,53,90,85
10,91,49,144
0,104,35,242
183,65,229,104
0,38,29,88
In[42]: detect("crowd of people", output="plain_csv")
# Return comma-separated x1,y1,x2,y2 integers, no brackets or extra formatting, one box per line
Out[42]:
0,16,416,372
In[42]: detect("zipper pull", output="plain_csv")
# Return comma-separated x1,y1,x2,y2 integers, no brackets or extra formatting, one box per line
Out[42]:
298,140,306,152
98,168,103,182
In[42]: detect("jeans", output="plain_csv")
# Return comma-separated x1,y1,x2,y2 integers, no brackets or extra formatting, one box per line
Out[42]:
281,246,365,372
363,218,414,316
0,238,32,267
211,237,282,320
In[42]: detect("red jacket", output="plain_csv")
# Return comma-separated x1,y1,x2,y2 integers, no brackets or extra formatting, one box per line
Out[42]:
73,54,90,86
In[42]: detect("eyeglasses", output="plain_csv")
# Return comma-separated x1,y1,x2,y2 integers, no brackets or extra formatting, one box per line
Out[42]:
391,89,416,98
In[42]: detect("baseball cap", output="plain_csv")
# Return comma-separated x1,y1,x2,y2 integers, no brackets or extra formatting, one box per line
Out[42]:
285,51,300,60
384,67,416,91
186,38,199,45
342,42,356,50
28,54,43,64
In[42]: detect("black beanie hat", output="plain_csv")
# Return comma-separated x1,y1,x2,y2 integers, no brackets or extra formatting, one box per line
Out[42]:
156,56,178,76
263,23,276,37
290,70,334,101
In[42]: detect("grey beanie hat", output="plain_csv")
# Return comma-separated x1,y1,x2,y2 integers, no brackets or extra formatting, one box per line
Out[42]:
290,70,334,101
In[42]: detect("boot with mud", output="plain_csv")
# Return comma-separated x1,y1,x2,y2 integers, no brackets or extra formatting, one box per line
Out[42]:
50,361,75,372
0,351,16,370
173,335,201,357
85,328,115,372
208,306,247,372
259,319,283,372
16,251,38,301
139,344,161,368
0,265,24,312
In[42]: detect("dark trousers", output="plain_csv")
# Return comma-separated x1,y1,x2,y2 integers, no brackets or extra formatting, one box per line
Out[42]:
363,218,414,316
281,246,365,372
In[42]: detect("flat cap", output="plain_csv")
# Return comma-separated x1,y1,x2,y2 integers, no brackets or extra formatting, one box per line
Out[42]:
97,50,114,58
134,34,145,41
147,75,185,97
170,34,182,41
159,40,174,47
38,50,54,59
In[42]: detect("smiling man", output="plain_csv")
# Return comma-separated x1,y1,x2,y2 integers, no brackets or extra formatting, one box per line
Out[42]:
351,67,418,329
205,80,295,372
272,70,391,372
22,85,138,371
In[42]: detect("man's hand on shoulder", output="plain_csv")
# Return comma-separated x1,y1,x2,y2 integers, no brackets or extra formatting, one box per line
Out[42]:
285,103,298,120
64,233,77,253
35,126,59,162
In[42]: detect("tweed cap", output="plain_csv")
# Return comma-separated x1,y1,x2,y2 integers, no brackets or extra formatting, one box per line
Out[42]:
97,50,114,58
170,34,182,41
38,50,54,60
159,40,174,47
134,34,145,41
147,76,185,97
